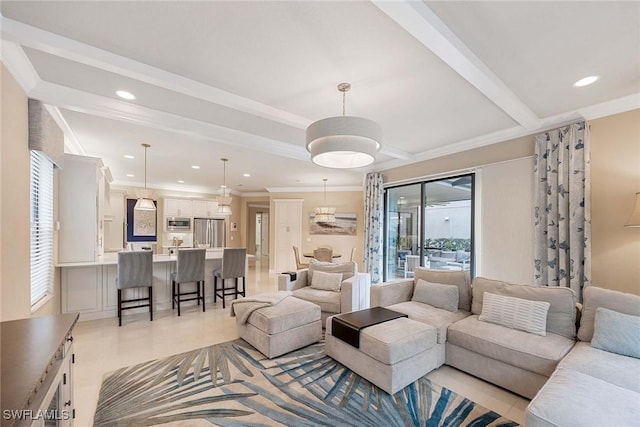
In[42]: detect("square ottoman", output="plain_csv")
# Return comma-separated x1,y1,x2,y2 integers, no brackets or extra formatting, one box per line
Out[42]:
236,296,321,358
326,316,438,394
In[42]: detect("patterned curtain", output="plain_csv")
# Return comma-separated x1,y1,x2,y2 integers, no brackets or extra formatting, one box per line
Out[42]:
534,122,591,301
364,172,384,284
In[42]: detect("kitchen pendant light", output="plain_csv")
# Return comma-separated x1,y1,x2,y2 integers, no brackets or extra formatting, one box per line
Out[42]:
217,158,232,216
315,178,336,223
134,143,156,211
306,82,381,169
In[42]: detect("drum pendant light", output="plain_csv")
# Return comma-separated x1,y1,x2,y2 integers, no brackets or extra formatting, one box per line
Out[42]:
217,158,232,215
134,143,156,211
306,83,381,169
315,178,336,223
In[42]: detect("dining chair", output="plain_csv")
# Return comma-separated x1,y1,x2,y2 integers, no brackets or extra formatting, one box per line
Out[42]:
313,247,333,262
117,250,153,326
171,248,206,316
349,247,356,262
293,246,309,270
213,248,247,309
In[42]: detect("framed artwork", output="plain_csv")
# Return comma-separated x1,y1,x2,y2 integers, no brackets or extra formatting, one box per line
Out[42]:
309,213,357,235
126,199,157,242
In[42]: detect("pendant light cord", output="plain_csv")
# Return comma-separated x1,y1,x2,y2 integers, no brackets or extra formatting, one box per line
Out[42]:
142,143,150,190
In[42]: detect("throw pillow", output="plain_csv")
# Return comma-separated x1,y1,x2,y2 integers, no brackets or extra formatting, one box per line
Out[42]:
478,292,550,336
310,270,343,292
308,259,356,283
591,307,640,359
411,279,459,312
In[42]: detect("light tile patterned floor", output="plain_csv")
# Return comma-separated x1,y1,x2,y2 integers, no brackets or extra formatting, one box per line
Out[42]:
72,257,527,425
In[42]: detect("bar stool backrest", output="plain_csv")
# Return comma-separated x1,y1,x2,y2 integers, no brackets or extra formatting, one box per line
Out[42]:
117,251,153,289
176,248,206,283
219,248,247,279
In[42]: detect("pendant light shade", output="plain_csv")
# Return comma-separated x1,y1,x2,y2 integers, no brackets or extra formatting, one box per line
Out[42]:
217,158,232,216
306,83,381,169
625,192,640,227
134,143,156,211
315,179,336,223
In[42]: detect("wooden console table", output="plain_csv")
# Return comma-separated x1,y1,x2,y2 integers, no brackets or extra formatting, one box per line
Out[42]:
1,313,79,426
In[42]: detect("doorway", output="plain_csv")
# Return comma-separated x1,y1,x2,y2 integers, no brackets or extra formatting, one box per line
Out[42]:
255,212,270,258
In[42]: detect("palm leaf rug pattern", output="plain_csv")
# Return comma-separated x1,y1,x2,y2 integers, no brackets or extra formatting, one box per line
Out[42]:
94,339,519,426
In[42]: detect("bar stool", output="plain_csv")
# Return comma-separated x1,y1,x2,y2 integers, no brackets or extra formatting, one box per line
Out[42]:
171,248,206,316
117,250,153,327
213,248,247,309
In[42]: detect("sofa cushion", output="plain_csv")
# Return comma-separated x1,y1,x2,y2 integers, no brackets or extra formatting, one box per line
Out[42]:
591,307,640,359
471,277,576,339
447,315,574,377
310,270,343,292
479,292,550,336
577,286,640,342
413,268,471,312
293,287,340,313
412,279,459,312
526,367,640,427
308,259,356,284
386,301,470,344
359,317,438,364
556,342,640,393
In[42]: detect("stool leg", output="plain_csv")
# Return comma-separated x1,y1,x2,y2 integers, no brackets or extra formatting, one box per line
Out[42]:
213,276,217,303
201,280,205,312
149,286,153,322
234,278,239,300
118,289,122,327
222,279,226,309
171,280,175,309
177,283,181,316
197,281,201,306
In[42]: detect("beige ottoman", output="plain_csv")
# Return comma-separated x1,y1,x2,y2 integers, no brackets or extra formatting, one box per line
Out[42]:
236,296,322,358
326,316,438,394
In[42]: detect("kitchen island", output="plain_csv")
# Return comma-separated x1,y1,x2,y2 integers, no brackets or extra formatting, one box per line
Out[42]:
57,250,253,321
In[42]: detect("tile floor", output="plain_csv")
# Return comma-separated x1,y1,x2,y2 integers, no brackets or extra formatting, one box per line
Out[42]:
72,257,528,425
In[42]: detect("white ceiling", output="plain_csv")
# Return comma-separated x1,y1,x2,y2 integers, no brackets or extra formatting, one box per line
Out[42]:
1,1,638,195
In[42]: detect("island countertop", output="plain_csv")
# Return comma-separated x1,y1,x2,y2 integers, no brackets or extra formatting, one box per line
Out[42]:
56,249,254,268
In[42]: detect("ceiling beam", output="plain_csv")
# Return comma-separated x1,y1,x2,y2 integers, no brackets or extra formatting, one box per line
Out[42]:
1,15,311,129
372,1,540,130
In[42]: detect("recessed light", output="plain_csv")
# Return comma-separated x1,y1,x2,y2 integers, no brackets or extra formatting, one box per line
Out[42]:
191,165,200,169
177,180,184,184
116,90,136,100
243,173,251,177
124,154,135,159
573,76,600,87
126,174,135,178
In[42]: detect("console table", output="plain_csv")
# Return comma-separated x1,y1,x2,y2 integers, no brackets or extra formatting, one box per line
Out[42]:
1,313,79,426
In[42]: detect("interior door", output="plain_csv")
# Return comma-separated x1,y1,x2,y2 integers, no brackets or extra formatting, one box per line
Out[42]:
274,199,302,273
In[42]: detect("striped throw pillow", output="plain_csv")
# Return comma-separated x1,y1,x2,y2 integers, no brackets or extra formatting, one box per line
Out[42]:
478,292,550,336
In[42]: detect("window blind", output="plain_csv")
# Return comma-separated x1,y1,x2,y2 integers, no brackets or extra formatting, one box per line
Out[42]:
30,150,54,307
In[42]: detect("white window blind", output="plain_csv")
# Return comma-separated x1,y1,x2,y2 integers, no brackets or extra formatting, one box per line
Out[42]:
30,150,54,307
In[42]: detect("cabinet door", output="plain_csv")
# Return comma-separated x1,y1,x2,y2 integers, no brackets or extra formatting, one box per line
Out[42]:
193,200,219,217
164,198,193,217
61,267,102,315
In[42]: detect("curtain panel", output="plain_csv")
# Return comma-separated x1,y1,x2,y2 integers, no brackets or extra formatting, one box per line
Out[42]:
533,122,591,301
364,172,384,284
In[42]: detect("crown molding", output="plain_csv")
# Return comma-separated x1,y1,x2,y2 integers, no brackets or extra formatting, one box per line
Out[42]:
266,186,363,193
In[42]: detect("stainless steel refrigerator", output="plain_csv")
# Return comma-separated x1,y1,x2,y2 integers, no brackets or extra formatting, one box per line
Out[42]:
193,218,226,248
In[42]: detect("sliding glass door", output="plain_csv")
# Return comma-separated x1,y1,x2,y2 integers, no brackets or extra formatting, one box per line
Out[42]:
384,174,474,281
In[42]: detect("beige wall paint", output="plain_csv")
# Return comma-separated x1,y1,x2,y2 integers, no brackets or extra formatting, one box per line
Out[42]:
1,64,32,320
268,191,365,271
590,109,640,295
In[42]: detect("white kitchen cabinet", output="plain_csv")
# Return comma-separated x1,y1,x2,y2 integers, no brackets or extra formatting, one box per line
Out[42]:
58,154,109,262
164,198,193,217
193,200,220,218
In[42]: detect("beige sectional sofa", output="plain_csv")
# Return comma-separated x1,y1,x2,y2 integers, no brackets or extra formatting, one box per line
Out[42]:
370,269,640,425
526,286,640,426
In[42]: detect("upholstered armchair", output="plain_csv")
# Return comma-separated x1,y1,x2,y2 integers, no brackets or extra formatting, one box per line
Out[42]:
278,260,371,325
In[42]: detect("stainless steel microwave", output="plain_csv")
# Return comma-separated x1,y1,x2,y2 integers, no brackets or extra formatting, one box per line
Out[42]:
165,217,191,231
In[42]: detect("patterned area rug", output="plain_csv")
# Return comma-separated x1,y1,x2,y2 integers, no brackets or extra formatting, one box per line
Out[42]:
94,338,519,426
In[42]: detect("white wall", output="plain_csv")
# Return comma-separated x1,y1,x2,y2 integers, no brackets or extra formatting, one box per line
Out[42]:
477,157,535,284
